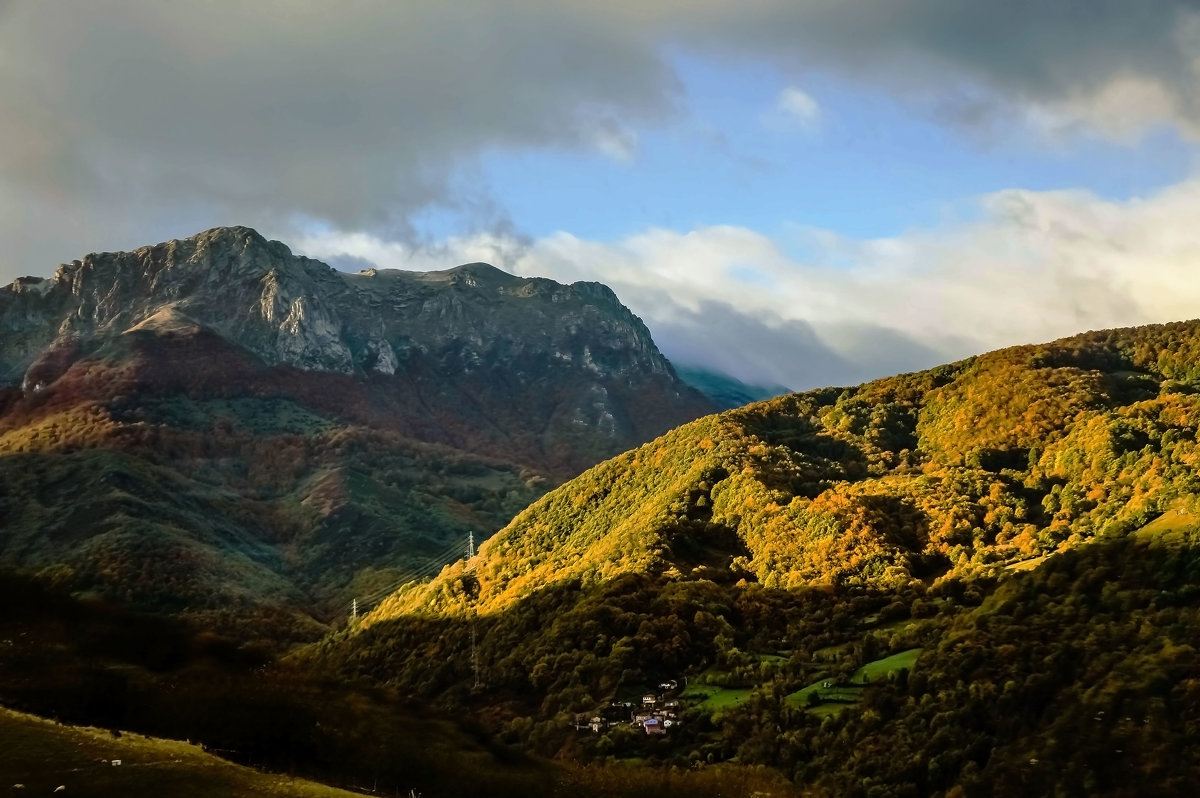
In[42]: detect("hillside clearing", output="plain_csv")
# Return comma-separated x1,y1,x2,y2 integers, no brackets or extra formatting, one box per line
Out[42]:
786,649,922,714
681,683,755,712
1136,499,1199,544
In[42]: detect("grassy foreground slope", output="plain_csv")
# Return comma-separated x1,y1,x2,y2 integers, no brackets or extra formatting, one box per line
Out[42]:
0,706,367,798
2,696,799,798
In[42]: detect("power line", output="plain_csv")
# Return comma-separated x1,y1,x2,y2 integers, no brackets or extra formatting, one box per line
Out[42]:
351,540,467,605
355,559,446,604
466,530,481,689
349,534,477,619
353,535,473,610
353,561,455,610
354,562,445,605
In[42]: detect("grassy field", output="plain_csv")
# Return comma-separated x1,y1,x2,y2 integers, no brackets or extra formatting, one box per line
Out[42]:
787,680,862,707
866,616,928,635
1006,554,1050,572
786,649,922,714
852,648,921,683
810,643,849,662
680,682,755,712
1136,500,1199,544
679,655,792,709
0,706,366,798
806,701,854,719
1000,501,1200,571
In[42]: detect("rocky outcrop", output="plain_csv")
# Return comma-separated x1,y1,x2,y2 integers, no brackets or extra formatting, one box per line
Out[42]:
2,228,676,381
0,226,715,475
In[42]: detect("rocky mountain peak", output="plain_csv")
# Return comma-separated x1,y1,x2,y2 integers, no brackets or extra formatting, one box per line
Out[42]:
441,261,521,287
0,226,716,474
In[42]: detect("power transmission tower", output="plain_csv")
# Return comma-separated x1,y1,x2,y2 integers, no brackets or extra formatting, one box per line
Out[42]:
467,530,481,688
351,598,357,620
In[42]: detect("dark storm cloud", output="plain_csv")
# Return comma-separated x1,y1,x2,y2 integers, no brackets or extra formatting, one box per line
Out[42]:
811,1,1196,138
703,0,1198,95
0,1,679,277
2,0,1199,283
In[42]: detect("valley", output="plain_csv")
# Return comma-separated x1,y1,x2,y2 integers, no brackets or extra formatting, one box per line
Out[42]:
4,232,1200,794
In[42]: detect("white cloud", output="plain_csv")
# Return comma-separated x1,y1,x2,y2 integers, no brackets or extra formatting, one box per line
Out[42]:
777,87,821,128
299,178,1200,390
292,226,529,274
5,0,1200,394
585,118,641,163
1021,76,1180,143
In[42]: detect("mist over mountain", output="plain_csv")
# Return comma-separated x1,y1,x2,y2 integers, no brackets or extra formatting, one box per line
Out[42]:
674,364,792,410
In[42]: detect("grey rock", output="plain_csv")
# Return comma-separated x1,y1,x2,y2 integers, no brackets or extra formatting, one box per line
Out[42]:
0,227,714,468
0,227,676,389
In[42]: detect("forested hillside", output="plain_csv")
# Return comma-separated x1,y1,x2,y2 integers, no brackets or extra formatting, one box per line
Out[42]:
373,320,1200,617
309,319,1200,795
0,227,713,638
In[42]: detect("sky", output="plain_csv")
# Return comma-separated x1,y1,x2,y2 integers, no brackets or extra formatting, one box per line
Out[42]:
4,1,1200,390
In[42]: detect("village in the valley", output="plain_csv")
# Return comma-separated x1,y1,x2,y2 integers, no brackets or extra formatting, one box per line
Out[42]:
574,679,684,736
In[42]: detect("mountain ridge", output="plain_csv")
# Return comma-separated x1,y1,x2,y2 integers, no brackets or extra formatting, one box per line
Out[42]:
0,226,715,636
2,226,677,384
364,317,1200,621
0,225,714,474
307,317,1200,795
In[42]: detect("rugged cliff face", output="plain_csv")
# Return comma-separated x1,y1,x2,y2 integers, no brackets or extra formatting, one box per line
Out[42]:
0,226,712,475
0,227,715,635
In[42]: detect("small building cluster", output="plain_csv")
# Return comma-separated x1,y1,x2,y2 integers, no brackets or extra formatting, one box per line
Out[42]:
575,679,683,735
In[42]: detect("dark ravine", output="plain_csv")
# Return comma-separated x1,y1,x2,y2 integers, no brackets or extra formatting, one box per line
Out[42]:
0,226,715,635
